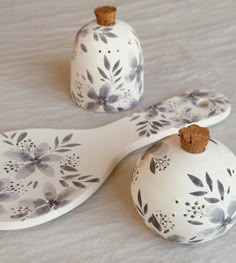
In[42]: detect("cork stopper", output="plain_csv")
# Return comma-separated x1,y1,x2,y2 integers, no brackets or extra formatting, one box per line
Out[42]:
94,6,117,26
179,124,210,154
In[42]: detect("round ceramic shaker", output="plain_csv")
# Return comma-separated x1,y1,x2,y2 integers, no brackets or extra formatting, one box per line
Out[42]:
71,6,144,113
131,124,236,244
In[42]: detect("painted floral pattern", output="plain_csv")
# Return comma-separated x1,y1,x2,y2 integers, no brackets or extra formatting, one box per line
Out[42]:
0,131,100,223
135,190,176,235
18,183,76,219
129,90,229,137
127,52,143,85
133,167,236,243
87,83,121,112
5,144,63,179
71,21,143,112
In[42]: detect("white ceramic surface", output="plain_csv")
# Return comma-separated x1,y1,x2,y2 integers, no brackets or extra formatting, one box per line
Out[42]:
131,133,236,244
0,90,230,230
71,19,143,112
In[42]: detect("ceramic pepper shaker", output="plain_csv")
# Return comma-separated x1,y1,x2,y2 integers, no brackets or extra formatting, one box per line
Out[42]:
71,6,144,113
131,125,236,244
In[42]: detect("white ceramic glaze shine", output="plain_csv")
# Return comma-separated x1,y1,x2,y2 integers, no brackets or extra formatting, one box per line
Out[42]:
131,134,236,244
0,90,230,230
71,19,143,112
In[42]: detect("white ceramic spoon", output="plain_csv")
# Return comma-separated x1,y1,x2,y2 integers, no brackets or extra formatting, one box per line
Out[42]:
0,90,230,230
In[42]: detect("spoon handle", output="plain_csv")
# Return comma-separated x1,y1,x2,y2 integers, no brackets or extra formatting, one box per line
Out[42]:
104,90,230,159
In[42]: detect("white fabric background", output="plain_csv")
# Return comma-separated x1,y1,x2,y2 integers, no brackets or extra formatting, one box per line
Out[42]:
0,0,236,262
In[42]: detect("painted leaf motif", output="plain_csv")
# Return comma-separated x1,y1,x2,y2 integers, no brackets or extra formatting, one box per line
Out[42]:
3,140,14,146
104,32,117,38
1,133,8,138
11,213,27,219
72,181,85,188
93,33,99,41
87,70,93,84
137,121,148,126
61,165,77,172
104,55,110,70
189,239,204,243
114,67,122,77
55,136,59,148
112,60,120,73
210,138,218,145
33,181,38,189
85,178,100,183
97,67,108,79
17,132,27,145
62,174,79,180
62,134,73,144
102,28,113,32
150,158,156,174
59,180,69,187
139,130,146,137
148,214,162,231
99,34,107,44
204,197,220,203
114,77,121,83
227,168,232,177
187,220,203,225
189,191,207,196
217,180,224,201
137,190,142,208
77,175,91,180
143,204,148,214
62,143,81,147
188,174,204,187
80,43,87,52
116,83,124,90
206,172,213,191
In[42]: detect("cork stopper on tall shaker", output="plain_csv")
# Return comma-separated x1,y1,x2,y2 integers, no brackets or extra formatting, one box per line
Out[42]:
94,6,117,26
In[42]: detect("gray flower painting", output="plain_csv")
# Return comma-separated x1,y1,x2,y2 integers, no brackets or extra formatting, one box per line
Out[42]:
87,83,120,112
202,201,236,237
4,143,63,179
19,183,76,218
127,52,143,84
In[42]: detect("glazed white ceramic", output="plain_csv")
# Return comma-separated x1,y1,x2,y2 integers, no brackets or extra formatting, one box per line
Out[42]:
71,19,143,112
131,133,236,244
0,90,230,230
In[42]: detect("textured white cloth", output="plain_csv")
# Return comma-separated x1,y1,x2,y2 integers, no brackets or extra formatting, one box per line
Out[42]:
0,0,236,262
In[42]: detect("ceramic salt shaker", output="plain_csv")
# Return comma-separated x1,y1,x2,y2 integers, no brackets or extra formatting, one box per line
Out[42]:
71,6,144,113
131,125,236,244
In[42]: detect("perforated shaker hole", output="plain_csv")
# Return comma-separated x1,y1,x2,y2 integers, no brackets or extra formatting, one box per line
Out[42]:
99,50,101,53
197,99,209,108
108,50,111,53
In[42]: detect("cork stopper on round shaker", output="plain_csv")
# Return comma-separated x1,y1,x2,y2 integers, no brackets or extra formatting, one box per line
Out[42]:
94,6,117,26
179,124,210,153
